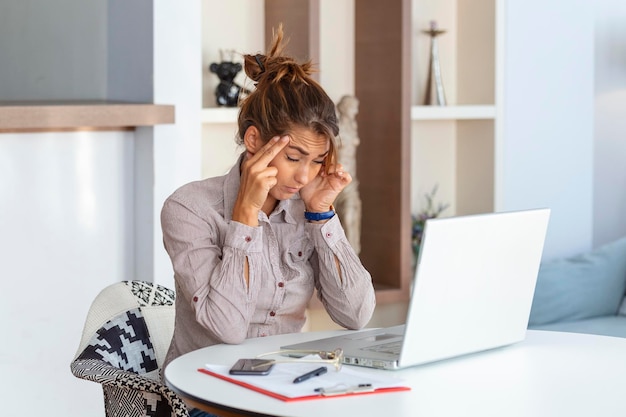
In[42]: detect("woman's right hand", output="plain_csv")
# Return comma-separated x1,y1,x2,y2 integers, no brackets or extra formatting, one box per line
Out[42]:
232,135,289,226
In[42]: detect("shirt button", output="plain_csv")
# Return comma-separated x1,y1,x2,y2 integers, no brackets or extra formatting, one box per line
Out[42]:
326,232,332,238
269,311,276,317
192,296,198,302
244,236,252,242
298,251,303,257
278,282,284,288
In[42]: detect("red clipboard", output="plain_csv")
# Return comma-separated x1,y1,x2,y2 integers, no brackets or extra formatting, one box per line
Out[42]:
198,368,410,402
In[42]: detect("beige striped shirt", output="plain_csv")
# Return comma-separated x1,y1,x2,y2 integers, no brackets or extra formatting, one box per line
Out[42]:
161,157,376,371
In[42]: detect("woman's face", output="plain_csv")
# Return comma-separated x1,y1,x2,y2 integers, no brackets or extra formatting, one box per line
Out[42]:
267,125,330,201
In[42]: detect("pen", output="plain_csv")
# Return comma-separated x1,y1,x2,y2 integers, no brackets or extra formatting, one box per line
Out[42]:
293,366,328,384
314,383,374,395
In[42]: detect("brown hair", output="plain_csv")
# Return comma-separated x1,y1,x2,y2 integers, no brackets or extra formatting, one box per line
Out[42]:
237,25,339,172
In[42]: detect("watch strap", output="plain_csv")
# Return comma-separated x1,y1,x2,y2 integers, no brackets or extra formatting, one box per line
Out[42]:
304,206,335,221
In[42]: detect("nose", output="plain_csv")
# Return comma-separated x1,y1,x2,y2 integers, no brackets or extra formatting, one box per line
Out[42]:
294,164,309,185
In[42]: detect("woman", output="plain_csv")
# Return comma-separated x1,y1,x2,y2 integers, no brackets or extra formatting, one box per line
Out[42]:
160,28,376,410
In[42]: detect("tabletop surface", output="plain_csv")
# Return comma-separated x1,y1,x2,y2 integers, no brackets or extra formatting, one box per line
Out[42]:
164,329,626,417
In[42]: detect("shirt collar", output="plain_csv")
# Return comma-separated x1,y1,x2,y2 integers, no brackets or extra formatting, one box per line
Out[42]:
273,198,299,225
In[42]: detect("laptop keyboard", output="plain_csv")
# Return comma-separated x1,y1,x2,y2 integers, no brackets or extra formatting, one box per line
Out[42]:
361,340,402,355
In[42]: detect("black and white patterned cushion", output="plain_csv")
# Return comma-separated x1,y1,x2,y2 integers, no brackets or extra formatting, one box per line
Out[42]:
71,281,188,417
127,281,175,307
71,359,188,417
78,308,158,374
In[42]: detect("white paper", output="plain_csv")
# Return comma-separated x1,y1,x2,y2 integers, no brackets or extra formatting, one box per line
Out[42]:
204,359,407,399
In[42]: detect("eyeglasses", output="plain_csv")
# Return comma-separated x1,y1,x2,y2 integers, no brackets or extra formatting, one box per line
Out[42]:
253,348,344,371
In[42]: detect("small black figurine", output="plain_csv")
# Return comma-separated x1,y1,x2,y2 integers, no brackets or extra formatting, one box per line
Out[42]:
209,49,250,107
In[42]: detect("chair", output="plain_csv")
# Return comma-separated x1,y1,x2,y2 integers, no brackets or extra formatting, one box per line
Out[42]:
71,280,189,417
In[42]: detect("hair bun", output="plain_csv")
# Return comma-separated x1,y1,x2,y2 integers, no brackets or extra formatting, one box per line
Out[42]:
243,25,315,86
244,55,314,86
236,24,339,172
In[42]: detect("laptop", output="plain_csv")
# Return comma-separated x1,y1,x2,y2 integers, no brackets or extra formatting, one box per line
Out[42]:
282,208,551,370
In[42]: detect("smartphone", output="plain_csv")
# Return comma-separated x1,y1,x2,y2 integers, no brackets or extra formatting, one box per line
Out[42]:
228,358,275,375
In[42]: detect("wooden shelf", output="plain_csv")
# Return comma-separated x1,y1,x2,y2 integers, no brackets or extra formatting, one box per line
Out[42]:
411,105,496,121
0,101,175,132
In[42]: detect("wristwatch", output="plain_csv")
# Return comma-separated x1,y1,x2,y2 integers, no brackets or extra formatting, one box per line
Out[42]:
304,205,335,221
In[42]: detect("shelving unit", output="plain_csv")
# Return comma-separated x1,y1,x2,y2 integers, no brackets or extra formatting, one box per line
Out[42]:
200,0,501,306
201,105,497,124
411,105,495,121
354,0,500,302
200,0,319,179
410,0,499,217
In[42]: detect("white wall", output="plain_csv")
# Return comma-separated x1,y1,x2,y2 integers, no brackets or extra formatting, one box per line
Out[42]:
0,131,133,416
500,0,594,259
593,0,626,248
499,0,626,256
152,1,202,288
0,1,201,415
0,3,116,415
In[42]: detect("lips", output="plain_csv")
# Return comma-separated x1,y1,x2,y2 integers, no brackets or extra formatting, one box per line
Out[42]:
284,186,300,194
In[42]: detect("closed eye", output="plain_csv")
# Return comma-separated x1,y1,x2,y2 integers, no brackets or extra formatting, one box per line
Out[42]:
286,155,324,165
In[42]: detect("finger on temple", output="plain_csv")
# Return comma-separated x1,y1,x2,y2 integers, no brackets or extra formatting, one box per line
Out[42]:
257,135,289,164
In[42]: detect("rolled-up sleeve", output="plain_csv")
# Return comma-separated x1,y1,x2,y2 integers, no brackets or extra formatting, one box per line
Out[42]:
306,215,376,329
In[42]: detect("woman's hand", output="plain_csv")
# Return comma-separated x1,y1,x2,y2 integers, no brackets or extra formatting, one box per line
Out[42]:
299,163,352,214
232,136,289,226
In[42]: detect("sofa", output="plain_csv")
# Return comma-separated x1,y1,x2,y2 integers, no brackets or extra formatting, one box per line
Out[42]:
528,236,626,338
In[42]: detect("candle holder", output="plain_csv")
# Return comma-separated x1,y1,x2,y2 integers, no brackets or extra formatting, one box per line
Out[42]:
422,20,447,106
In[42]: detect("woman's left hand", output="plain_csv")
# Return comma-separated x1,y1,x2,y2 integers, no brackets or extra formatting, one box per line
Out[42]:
299,163,352,213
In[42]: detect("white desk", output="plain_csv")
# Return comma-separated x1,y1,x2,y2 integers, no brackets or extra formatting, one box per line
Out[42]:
164,330,626,417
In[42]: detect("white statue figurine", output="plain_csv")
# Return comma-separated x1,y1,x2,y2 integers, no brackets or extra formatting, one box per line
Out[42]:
335,95,362,255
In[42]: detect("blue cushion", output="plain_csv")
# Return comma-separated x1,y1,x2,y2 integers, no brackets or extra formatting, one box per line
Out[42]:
528,236,626,326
